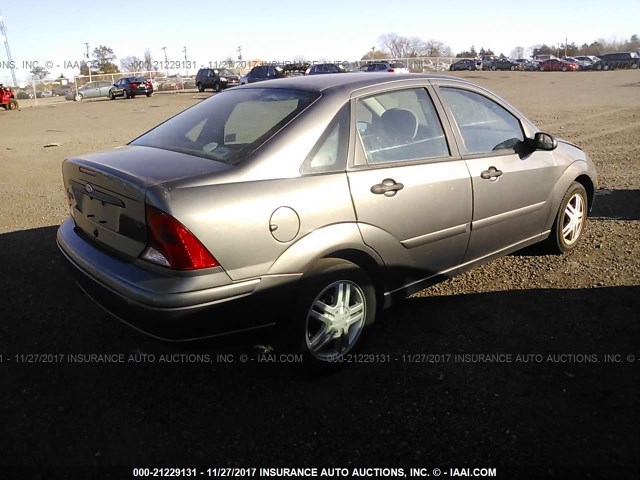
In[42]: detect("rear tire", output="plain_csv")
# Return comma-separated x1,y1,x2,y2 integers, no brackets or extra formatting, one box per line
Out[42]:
539,66,545,72
214,82,221,93
283,258,376,370
8,99,18,110
546,182,588,254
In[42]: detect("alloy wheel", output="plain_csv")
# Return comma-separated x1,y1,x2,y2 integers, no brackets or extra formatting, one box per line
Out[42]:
305,280,366,361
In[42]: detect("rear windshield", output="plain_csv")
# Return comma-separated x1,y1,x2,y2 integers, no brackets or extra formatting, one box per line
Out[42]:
131,88,318,164
390,62,405,68
131,77,146,83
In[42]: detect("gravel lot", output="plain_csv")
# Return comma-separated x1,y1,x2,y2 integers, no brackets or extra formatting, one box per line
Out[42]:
1,71,638,479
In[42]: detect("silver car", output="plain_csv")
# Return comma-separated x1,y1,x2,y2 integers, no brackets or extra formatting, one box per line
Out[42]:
57,74,597,367
66,81,113,101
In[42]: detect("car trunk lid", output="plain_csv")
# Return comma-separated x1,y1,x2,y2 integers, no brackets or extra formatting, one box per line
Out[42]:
62,145,232,259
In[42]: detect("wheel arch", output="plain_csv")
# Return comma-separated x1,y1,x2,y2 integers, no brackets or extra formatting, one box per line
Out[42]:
574,173,595,213
545,161,597,231
265,223,384,296
317,248,384,306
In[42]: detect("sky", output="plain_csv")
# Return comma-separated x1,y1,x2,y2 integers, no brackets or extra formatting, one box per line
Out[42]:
0,0,638,85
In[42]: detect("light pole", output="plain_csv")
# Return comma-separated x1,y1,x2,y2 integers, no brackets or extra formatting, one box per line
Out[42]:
183,46,188,76
162,46,168,77
84,42,91,81
371,45,375,60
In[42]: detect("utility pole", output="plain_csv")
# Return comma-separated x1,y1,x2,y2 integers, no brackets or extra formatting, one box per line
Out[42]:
0,10,18,86
183,46,188,76
371,46,375,60
84,42,91,81
162,46,168,77
564,37,568,57
237,46,242,61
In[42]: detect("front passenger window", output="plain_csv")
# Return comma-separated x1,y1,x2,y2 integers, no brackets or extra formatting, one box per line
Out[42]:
439,88,524,155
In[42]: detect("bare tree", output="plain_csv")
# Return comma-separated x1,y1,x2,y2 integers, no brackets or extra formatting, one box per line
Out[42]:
425,40,452,57
510,46,525,59
120,56,143,72
378,33,429,58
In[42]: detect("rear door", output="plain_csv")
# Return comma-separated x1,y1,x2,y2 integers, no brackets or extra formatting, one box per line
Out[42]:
347,85,472,290
432,80,556,262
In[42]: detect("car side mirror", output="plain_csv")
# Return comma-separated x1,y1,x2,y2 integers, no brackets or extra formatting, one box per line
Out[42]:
534,132,558,151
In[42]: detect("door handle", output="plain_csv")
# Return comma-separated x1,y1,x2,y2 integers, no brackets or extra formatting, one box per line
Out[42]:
481,166,503,180
371,178,404,197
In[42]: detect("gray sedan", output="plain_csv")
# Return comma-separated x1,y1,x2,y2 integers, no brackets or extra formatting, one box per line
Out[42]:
66,81,112,101
57,74,597,368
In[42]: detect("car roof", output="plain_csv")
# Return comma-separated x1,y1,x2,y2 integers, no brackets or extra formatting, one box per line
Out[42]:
239,73,468,95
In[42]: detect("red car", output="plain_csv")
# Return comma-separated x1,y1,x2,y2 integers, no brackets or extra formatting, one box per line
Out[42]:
538,59,580,72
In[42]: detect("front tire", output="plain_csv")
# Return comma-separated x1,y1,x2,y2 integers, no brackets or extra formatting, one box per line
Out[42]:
214,82,221,93
546,182,588,254
109,91,115,100
7,99,18,110
123,89,130,99
197,83,204,92
288,259,376,369
74,93,83,101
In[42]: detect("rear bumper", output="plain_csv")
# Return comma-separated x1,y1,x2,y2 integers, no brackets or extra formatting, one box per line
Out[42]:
56,218,291,340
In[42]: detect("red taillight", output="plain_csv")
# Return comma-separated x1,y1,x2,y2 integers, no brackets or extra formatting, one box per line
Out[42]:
130,83,138,89
388,68,395,72
141,205,219,270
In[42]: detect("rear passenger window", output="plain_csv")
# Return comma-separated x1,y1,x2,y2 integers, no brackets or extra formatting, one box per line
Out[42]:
439,88,524,155
356,88,449,164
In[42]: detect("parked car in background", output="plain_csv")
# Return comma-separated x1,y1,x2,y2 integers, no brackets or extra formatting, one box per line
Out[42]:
532,54,557,64
158,78,181,90
57,73,596,368
241,65,285,84
362,61,409,73
305,63,350,75
196,68,241,92
449,59,477,71
593,52,640,70
563,57,587,70
515,58,538,71
538,59,579,72
573,55,600,69
108,77,153,99
66,81,112,101
53,85,73,97
487,58,521,71
16,90,33,99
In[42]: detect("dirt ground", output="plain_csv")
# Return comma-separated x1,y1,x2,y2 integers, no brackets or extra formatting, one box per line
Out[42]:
1,71,639,478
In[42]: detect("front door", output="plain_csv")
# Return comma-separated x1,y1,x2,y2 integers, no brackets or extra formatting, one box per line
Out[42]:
434,83,556,262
